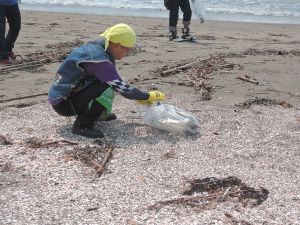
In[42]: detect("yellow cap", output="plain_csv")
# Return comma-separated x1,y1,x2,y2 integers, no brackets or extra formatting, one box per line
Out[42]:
100,23,136,50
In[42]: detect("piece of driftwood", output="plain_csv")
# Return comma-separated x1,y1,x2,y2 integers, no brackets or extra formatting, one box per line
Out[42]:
161,60,200,76
236,75,259,84
0,61,44,74
25,138,79,148
93,145,114,176
147,191,239,210
0,92,48,103
0,40,82,75
0,64,43,73
0,60,43,69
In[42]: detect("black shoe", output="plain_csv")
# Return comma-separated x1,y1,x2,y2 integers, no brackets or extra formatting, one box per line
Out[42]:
72,120,104,138
169,31,178,41
182,27,191,39
72,126,104,138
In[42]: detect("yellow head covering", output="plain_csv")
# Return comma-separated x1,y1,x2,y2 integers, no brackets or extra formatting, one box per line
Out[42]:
100,23,136,50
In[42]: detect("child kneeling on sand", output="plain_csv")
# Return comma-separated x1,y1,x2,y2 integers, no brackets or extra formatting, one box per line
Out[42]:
48,23,165,138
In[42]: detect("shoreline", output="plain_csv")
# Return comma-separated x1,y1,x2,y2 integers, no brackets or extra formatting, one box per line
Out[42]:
19,3,300,25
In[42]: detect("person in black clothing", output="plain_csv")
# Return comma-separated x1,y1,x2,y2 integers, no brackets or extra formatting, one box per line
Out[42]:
0,0,21,64
165,0,192,40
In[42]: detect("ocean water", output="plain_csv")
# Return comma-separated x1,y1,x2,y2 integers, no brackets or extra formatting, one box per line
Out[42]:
19,0,300,24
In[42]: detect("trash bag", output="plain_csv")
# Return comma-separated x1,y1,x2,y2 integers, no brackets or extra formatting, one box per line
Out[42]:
143,103,200,135
191,0,206,22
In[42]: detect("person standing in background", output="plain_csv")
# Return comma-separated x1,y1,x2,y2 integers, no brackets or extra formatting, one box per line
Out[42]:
165,0,192,41
0,0,21,64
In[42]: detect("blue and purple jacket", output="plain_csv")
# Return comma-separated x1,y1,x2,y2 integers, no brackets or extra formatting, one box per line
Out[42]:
48,38,149,106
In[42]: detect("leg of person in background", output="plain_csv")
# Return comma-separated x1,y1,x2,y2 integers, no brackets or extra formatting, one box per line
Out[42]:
168,0,180,40
5,4,21,59
180,0,192,39
0,5,9,64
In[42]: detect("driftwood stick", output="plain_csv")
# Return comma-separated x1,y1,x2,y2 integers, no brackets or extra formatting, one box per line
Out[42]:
0,92,48,103
219,187,231,201
0,60,45,70
91,160,104,173
95,145,114,176
236,75,259,84
44,140,78,146
161,60,200,76
0,64,43,73
147,191,240,210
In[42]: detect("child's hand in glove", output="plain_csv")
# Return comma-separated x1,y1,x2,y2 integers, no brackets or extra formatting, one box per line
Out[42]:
137,91,166,105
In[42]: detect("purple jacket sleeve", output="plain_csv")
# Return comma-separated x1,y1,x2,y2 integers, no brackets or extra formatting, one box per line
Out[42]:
81,61,149,100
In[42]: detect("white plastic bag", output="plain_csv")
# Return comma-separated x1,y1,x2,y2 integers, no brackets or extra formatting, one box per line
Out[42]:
143,103,200,135
191,0,206,23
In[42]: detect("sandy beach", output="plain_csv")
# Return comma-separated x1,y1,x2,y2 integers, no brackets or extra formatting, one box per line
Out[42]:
1,11,300,108
0,11,300,224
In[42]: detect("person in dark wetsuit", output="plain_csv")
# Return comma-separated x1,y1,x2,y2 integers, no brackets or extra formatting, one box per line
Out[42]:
0,0,21,64
48,23,166,138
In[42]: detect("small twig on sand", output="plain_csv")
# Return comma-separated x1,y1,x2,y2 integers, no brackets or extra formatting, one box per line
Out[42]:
147,191,239,210
219,187,231,201
0,60,43,69
94,145,114,176
236,75,259,84
0,93,48,103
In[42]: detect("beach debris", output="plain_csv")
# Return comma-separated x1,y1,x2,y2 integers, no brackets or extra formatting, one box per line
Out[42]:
219,48,300,58
156,55,240,78
160,60,200,76
0,162,13,173
0,39,83,74
223,213,252,225
236,75,259,84
9,102,36,108
268,33,289,37
236,97,293,109
24,137,78,149
161,149,177,159
199,34,216,40
1,135,114,176
0,134,13,145
147,176,269,211
0,93,48,104
66,143,114,176
128,45,144,55
150,56,240,99
49,22,59,27
242,48,300,56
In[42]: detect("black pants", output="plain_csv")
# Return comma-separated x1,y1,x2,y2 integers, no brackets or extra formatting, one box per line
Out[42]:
0,4,21,60
52,82,109,127
169,0,192,27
